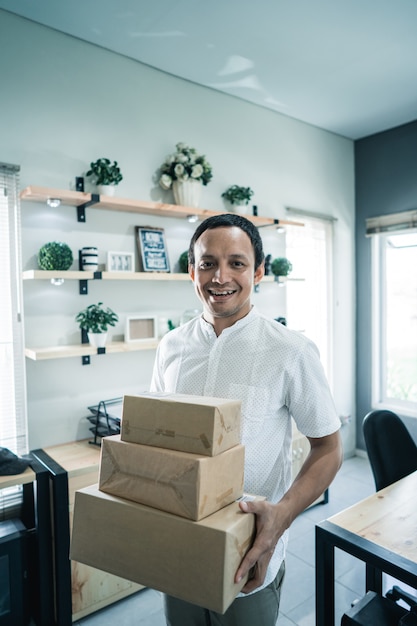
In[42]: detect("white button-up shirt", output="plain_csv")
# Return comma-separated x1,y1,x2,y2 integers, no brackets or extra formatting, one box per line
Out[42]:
150,307,340,594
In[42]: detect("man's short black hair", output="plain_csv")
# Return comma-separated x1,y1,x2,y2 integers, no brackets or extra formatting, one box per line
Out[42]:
188,213,265,270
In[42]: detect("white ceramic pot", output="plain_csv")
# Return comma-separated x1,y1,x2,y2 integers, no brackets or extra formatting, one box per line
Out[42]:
80,247,98,271
87,332,108,348
172,179,202,208
97,184,116,196
229,203,250,215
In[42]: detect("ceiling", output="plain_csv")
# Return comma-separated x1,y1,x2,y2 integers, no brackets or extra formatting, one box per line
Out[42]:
2,0,417,140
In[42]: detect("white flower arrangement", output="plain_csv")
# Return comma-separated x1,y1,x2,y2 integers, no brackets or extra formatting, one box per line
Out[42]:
158,142,213,190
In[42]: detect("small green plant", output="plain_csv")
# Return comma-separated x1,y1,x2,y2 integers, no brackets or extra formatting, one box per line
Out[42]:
178,250,189,273
86,158,123,186
38,241,73,270
271,257,293,277
221,185,254,206
75,302,119,333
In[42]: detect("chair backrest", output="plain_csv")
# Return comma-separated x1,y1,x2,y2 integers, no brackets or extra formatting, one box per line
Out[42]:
363,409,417,491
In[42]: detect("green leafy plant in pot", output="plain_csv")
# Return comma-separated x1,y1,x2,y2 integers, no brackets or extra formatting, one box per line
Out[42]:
222,185,254,206
86,158,123,195
178,250,189,273
38,241,73,270
221,185,254,215
75,301,118,348
271,257,293,282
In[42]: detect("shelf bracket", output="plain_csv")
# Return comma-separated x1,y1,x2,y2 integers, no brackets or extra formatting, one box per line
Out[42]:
79,279,88,295
77,193,100,223
82,356,90,366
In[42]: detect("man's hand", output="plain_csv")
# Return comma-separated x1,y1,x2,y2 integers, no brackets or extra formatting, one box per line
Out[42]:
235,499,288,593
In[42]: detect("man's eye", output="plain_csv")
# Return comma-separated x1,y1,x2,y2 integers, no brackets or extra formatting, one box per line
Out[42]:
199,262,213,269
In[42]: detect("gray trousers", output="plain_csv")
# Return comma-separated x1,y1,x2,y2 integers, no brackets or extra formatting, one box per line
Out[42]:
164,561,285,626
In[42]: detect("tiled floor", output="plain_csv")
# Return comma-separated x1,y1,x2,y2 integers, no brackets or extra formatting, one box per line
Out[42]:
75,454,376,626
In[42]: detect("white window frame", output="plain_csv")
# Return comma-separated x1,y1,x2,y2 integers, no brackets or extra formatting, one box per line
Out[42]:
371,230,417,417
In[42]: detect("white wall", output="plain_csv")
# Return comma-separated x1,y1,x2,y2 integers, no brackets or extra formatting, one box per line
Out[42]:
0,11,355,454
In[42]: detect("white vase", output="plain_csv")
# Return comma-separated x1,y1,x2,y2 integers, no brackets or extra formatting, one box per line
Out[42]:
97,184,116,196
87,332,108,348
172,180,202,208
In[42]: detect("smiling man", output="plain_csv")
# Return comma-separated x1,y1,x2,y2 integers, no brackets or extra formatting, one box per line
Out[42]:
150,213,342,626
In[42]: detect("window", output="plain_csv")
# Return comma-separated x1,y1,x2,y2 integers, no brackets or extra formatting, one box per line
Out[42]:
0,163,28,456
371,229,417,416
285,213,334,383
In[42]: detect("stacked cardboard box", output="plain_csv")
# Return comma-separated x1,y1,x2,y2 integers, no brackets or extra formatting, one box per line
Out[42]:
71,393,258,614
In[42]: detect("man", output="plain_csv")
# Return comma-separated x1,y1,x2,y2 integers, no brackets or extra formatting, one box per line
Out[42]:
150,213,343,626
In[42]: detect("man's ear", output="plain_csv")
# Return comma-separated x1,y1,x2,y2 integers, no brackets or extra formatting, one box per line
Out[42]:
254,262,265,285
189,264,195,282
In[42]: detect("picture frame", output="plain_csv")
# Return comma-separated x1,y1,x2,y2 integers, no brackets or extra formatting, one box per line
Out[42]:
125,315,158,343
135,226,170,273
107,251,134,272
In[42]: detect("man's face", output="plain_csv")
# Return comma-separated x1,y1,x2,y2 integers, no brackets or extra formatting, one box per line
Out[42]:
190,226,264,334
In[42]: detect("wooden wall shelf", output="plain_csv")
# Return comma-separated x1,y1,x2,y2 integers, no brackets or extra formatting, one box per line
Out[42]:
22,270,191,281
25,339,159,361
20,185,304,228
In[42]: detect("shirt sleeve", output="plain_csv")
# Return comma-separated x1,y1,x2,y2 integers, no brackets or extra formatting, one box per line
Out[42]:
286,337,341,438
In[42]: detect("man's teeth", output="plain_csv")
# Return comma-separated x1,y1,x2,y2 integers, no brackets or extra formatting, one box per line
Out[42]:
210,290,234,295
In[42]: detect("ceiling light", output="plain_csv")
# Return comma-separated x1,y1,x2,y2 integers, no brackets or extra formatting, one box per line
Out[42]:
187,214,199,223
47,197,61,208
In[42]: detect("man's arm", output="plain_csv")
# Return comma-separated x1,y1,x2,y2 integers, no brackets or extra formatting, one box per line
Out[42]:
235,430,342,593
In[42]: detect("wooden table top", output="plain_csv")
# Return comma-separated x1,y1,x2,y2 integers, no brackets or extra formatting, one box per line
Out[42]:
42,439,101,476
0,466,36,489
328,470,417,564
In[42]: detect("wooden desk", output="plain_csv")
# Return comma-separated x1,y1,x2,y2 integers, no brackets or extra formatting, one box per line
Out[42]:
316,470,417,625
0,461,55,625
32,440,143,625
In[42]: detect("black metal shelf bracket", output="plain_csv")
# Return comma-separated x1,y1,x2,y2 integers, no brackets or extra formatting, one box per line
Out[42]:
77,193,100,223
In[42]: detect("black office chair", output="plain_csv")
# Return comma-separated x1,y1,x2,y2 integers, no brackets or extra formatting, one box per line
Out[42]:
341,410,417,624
363,409,417,491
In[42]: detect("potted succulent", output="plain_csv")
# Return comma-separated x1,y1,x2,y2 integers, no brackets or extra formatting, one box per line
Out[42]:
271,257,293,282
221,185,254,215
75,301,119,348
157,142,213,208
86,158,123,196
38,241,73,271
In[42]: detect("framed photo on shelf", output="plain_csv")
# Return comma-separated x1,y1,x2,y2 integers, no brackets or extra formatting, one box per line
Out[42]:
107,251,134,272
125,315,158,342
135,226,170,272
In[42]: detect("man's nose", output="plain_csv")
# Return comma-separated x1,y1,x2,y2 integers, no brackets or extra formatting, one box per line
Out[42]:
213,264,230,283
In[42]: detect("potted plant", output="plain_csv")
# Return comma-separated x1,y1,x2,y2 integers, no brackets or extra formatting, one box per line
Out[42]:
178,250,189,273
271,257,293,282
38,241,73,270
75,301,119,347
221,185,254,214
86,158,123,195
157,142,213,208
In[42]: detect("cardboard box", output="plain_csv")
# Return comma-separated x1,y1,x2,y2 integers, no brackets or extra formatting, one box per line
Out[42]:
99,435,245,520
121,393,241,456
71,484,256,614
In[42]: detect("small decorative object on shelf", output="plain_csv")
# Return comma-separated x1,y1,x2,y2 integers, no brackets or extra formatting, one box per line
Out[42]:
178,250,189,273
221,185,254,215
38,241,73,270
135,226,170,272
80,247,98,271
157,142,213,208
75,301,119,347
107,251,134,272
85,157,123,196
271,257,293,283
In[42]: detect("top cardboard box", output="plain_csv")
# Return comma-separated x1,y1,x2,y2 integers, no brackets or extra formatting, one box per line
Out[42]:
121,393,241,456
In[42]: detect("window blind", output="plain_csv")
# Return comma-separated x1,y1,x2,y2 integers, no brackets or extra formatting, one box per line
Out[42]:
366,209,417,236
0,162,28,456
